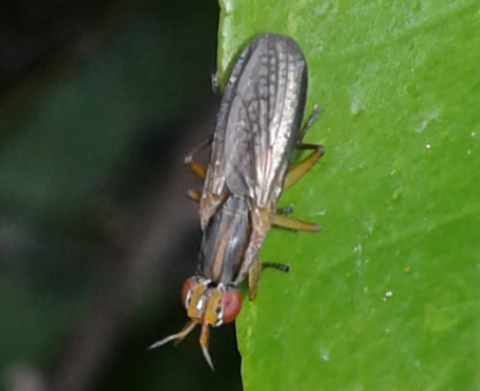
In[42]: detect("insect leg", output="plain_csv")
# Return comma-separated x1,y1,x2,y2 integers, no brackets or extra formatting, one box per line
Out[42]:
248,258,292,301
184,137,212,179
300,104,321,138
186,161,206,180
187,189,201,202
188,188,228,204
262,262,290,273
283,143,324,190
276,204,295,216
272,214,321,232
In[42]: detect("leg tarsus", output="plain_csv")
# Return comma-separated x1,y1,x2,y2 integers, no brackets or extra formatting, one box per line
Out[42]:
296,143,324,151
300,104,321,138
262,262,290,273
248,259,291,302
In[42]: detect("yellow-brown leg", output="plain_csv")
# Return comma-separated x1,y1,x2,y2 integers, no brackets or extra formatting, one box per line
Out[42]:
272,214,321,232
282,103,323,189
283,143,324,190
185,160,206,180
188,189,202,202
184,137,211,180
277,141,323,231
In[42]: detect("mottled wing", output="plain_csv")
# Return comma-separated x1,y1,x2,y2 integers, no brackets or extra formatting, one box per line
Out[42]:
225,34,308,208
200,34,308,228
200,36,261,227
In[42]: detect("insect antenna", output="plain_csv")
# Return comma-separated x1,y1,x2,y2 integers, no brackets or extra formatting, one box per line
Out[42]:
148,320,197,349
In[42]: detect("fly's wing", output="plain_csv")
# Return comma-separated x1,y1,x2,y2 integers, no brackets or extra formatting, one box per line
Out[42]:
228,34,309,286
224,34,309,209
200,35,262,228
201,34,308,229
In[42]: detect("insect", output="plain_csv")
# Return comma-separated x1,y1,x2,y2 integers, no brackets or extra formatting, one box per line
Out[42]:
149,33,324,369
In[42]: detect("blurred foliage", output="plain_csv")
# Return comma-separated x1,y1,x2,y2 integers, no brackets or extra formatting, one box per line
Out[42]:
218,1,480,390
0,0,243,390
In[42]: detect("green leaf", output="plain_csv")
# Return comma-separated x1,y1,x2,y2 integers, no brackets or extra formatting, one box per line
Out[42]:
218,1,480,390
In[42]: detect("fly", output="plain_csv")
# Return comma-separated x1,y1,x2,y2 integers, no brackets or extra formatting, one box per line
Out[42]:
149,33,324,369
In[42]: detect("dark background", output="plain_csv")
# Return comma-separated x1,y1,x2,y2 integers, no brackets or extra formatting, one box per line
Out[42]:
0,0,242,390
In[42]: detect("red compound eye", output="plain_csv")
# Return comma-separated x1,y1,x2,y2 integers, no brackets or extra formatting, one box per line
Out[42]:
182,277,196,308
222,290,243,323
